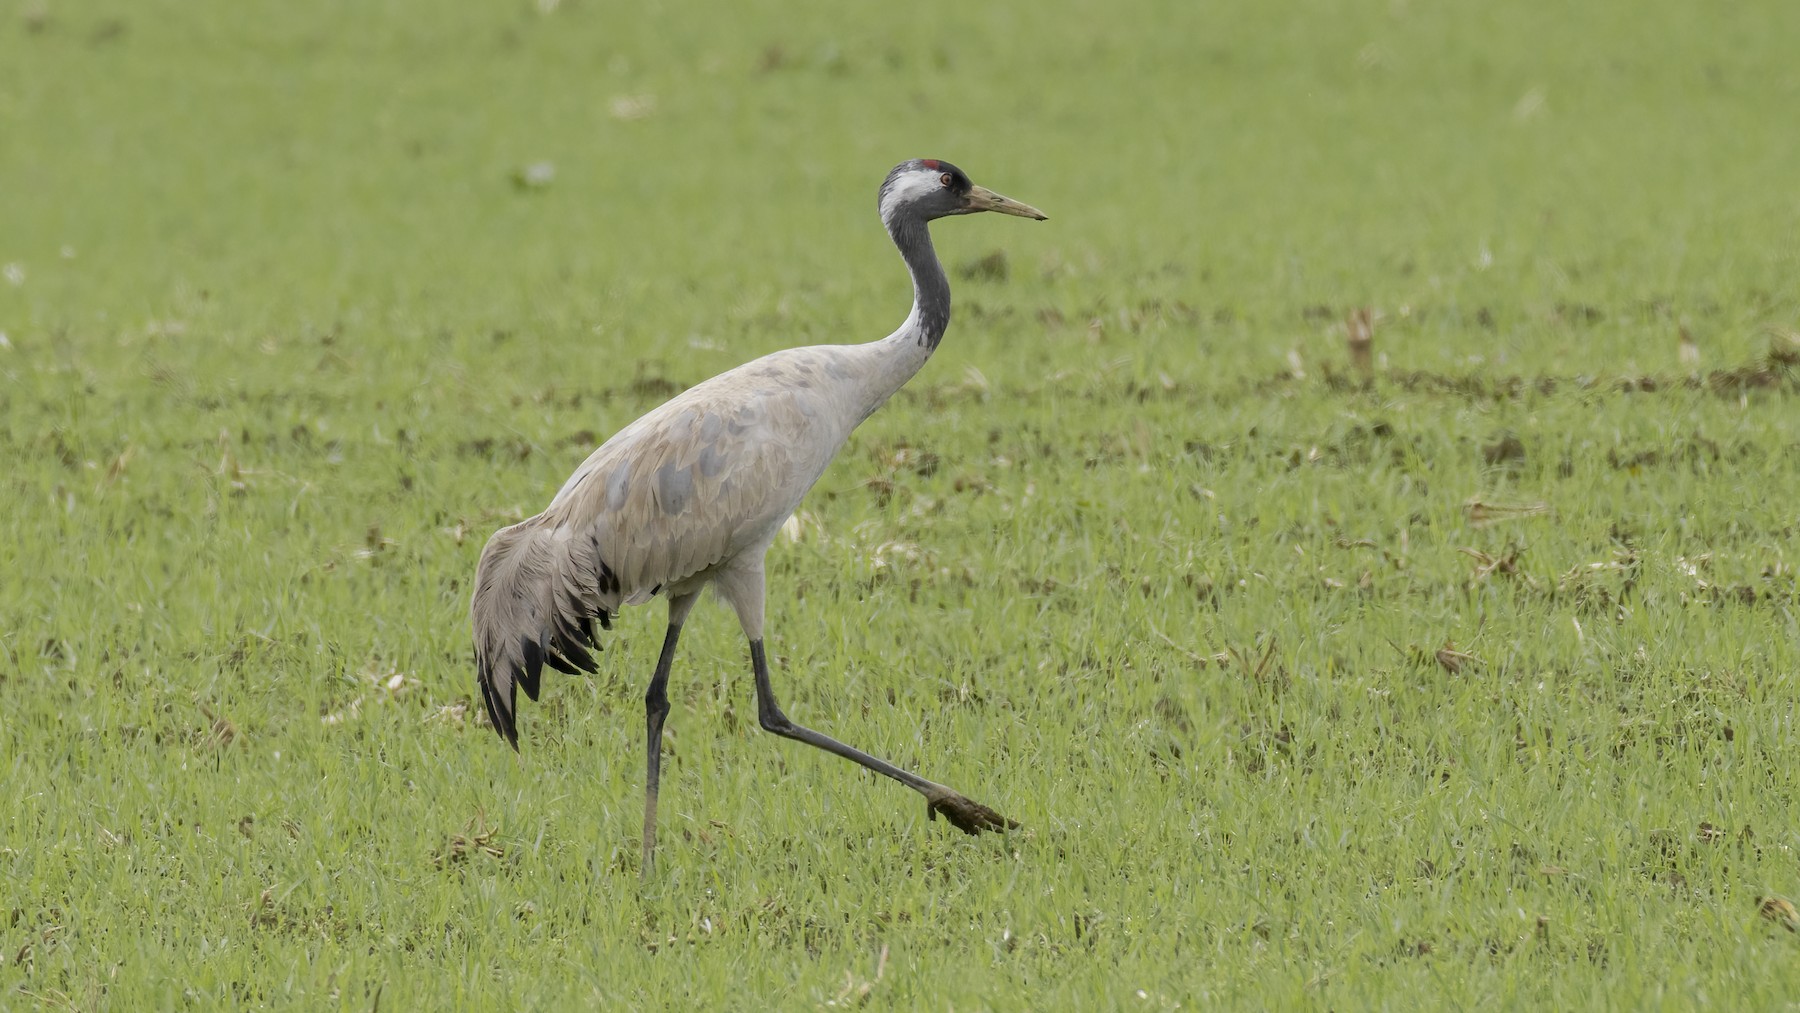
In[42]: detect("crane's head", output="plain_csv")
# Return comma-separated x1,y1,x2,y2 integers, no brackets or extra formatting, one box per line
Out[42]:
879,159,1048,225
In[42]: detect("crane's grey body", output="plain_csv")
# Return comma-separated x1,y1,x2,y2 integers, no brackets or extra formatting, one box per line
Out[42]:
543,337,908,603
471,160,1044,873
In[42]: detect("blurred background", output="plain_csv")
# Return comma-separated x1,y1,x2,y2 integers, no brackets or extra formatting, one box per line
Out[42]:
5,3,1800,1006
5,0,1797,373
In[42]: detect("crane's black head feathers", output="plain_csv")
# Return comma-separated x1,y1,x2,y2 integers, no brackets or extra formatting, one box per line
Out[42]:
879,158,976,223
886,158,971,191
917,159,971,193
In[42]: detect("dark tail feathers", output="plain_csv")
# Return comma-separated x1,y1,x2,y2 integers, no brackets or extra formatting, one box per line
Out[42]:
470,519,612,748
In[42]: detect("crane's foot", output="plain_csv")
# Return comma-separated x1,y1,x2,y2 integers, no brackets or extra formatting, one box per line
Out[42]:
925,789,1018,835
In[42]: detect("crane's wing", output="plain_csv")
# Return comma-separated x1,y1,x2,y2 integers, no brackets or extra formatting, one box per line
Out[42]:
472,349,856,747
547,367,845,599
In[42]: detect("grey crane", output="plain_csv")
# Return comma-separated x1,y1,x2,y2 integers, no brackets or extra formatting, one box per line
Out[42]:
471,159,1045,872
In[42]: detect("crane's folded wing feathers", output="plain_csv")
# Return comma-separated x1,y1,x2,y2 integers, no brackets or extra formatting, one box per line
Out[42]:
472,350,851,747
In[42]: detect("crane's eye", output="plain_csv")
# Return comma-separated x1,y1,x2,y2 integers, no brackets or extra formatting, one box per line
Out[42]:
940,173,953,188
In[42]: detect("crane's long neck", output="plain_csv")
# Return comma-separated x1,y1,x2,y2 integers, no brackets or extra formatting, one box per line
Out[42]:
890,214,951,352
845,213,950,426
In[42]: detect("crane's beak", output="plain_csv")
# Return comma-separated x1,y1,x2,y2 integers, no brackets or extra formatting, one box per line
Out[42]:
964,185,1048,221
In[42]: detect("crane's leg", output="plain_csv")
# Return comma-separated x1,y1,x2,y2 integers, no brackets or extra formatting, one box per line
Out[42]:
642,591,700,877
715,566,1015,836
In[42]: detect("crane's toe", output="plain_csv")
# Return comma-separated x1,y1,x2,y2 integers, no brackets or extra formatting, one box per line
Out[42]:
926,791,1018,835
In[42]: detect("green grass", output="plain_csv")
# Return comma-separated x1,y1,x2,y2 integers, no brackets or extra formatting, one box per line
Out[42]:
4,0,1799,1007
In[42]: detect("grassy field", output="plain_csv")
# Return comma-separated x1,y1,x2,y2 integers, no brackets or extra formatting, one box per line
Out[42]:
5,0,1799,1007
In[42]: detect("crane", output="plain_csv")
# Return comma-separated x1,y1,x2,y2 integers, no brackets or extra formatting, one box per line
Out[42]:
471,159,1046,873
